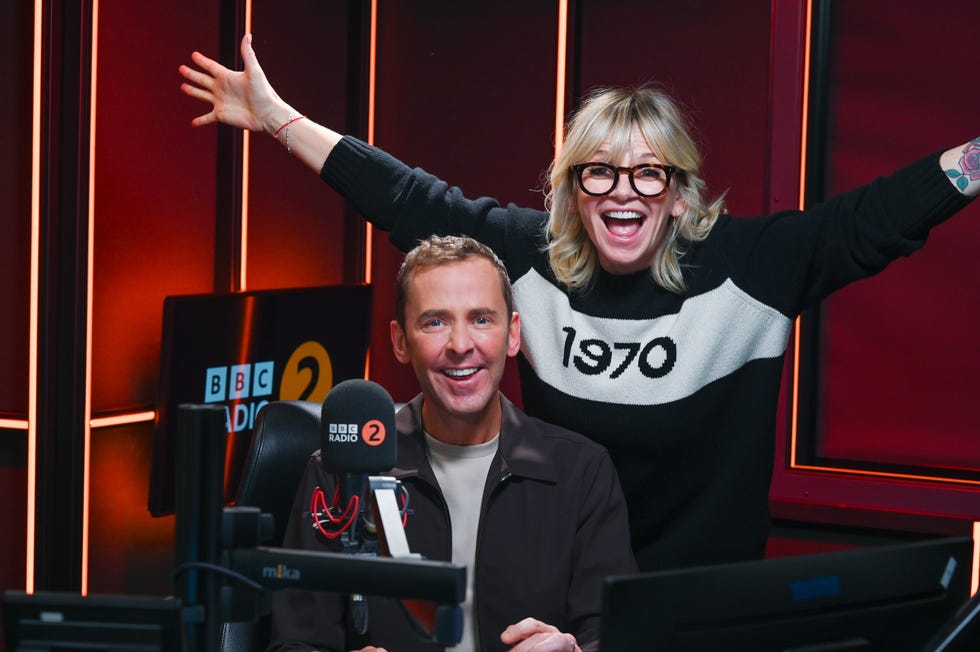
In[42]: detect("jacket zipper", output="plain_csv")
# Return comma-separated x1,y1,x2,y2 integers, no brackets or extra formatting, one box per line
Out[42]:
472,471,511,651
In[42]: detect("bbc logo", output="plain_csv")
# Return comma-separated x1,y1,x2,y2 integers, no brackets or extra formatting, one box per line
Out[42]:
205,361,275,403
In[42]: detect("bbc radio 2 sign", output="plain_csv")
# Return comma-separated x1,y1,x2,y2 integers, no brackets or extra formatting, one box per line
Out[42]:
202,340,336,433
148,285,372,516
204,361,275,433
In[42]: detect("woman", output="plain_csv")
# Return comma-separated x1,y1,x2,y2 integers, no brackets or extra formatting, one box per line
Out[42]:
180,35,979,572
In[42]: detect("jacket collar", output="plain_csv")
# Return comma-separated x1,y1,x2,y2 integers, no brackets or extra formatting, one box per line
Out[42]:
391,393,557,485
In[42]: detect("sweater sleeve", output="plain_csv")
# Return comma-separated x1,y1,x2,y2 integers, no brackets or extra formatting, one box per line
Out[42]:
727,149,975,315
319,136,547,268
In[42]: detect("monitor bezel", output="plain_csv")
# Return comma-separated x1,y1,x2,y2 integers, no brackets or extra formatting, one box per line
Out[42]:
2,591,185,652
600,536,974,652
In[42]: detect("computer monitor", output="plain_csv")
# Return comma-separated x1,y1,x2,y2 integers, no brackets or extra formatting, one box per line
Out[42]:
147,284,372,516
920,586,980,651
600,536,974,652
1,591,184,651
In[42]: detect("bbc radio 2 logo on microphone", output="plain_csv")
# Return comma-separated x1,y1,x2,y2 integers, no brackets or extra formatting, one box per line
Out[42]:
326,419,387,446
203,340,334,433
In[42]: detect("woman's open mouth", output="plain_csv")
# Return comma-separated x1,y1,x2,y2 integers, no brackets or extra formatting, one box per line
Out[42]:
602,210,645,238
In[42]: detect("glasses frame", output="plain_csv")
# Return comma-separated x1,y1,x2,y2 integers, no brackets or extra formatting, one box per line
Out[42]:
571,162,677,198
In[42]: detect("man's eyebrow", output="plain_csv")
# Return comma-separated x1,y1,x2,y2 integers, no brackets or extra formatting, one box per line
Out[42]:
416,308,450,321
468,307,500,317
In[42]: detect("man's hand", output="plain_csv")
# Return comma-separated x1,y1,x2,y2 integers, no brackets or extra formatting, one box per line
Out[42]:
500,617,581,652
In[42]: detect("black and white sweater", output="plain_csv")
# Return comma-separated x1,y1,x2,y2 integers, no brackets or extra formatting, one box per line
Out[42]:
321,137,971,571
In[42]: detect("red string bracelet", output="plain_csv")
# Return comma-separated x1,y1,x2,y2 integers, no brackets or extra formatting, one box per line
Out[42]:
273,114,306,138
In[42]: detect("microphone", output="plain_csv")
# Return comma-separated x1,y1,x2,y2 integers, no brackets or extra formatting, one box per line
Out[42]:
320,378,397,474
317,378,399,636
315,379,398,552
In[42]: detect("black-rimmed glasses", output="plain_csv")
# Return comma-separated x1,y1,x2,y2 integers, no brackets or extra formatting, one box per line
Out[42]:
571,162,676,198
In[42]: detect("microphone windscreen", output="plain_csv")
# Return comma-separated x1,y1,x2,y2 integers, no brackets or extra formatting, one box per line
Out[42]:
320,379,397,473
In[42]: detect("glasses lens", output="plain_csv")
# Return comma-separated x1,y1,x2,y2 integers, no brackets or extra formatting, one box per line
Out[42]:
578,164,617,195
631,165,668,197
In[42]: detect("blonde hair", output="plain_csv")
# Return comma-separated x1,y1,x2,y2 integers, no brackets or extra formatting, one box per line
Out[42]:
396,235,513,328
545,85,725,293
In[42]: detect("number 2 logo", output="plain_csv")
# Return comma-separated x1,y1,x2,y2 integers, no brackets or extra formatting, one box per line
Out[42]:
362,419,387,447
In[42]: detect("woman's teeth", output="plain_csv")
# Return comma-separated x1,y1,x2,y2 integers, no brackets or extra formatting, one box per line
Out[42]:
603,211,644,237
605,211,643,220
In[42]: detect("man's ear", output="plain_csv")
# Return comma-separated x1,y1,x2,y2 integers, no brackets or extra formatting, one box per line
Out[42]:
390,320,410,364
506,312,521,358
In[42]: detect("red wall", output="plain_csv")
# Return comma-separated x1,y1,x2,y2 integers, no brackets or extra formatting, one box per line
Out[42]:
0,0,39,604
820,1,980,469
367,0,562,404
768,1,980,540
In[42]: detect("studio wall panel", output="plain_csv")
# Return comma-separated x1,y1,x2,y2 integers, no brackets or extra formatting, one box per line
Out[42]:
0,431,28,597
368,1,560,402
577,0,773,221
245,2,355,291
818,1,980,474
85,0,224,596
0,0,35,416
86,422,173,595
91,0,221,413
0,0,40,602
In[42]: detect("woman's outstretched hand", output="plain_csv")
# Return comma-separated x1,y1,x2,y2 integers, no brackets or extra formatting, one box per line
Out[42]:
179,33,287,135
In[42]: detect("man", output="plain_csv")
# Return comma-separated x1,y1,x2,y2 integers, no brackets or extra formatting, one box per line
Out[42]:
268,235,636,652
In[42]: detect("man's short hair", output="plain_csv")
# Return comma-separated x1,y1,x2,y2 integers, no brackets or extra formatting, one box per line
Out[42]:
395,235,514,328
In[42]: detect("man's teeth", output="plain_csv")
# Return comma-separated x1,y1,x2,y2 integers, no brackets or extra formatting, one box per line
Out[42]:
605,211,643,220
443,368,478,377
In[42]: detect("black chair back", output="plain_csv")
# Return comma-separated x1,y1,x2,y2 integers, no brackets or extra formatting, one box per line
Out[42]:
235,400,321,543
221,400,322,652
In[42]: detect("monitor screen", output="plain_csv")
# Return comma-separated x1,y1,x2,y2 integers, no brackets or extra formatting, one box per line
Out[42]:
600,536,974,652
921,586,980,651
1,591,184,651
148,284,372,516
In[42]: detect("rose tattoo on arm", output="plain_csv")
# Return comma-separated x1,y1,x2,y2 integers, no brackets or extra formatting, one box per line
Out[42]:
945,137,980,192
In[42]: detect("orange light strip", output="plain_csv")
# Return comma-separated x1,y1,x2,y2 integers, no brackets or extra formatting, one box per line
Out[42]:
26,0,43,596
240,0,252,292
797,0,812,212
0,411,158,432
89,411,156,429
225,295,257,485
81,0,101,596
788,0,813,469
363,0,378,286
972,521,979,596
554,0,568,154
359,0,379,381
789,463,980,488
